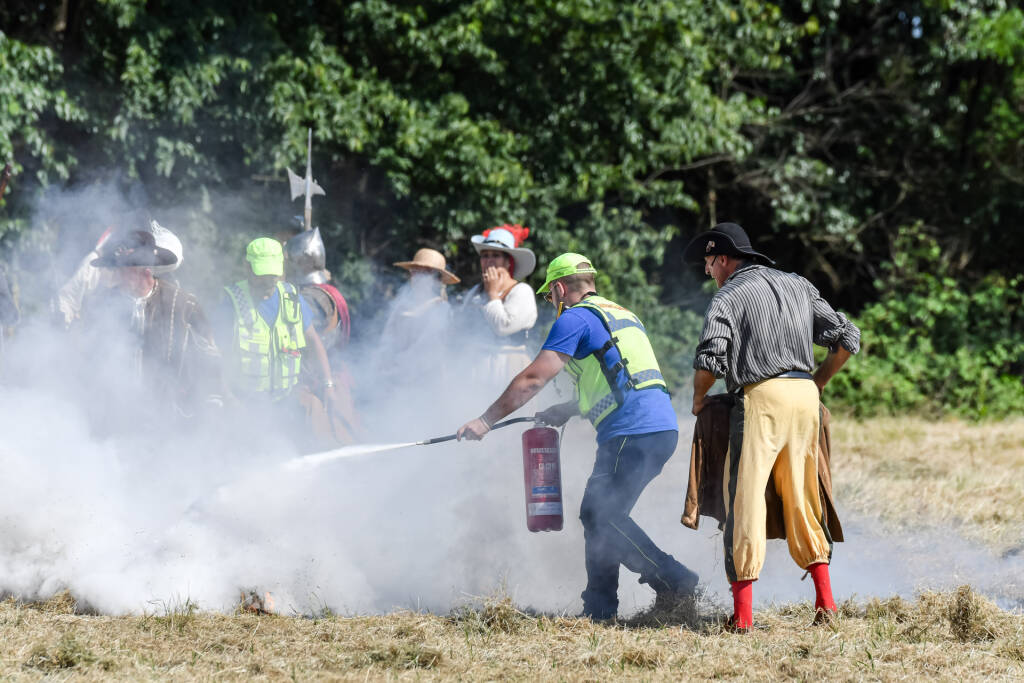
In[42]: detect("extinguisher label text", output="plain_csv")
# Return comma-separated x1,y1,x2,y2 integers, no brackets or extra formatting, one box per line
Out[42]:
530,448,558,454
532,460,560,488
532,486,559,495
528,502,563,516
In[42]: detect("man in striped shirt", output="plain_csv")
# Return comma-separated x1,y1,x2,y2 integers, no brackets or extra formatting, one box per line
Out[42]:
685,222,860,631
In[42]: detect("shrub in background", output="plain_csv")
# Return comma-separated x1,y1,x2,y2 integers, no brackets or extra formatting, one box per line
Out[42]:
826,226,1023,419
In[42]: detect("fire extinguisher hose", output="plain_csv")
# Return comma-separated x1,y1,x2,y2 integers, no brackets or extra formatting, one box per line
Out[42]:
416,416,537,446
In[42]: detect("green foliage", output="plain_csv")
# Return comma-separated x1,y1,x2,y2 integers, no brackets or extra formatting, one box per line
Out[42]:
826,226,1024,419
709,0,1024,304
0,0,789,353
1,1,1022,418
0,32,85,236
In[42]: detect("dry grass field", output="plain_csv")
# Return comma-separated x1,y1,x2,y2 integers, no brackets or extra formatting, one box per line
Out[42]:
1,417,1022,681
2,588,1022,680
833,417,1024,555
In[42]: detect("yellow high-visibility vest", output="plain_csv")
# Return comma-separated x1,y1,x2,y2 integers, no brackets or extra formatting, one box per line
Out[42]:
565,295,668,426
225,280,306,399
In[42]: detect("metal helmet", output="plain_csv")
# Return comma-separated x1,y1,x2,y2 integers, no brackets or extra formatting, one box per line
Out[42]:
148,220,183,275
285,227,329,284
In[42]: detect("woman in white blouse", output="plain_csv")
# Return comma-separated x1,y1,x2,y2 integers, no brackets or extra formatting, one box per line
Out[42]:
460,225,538,392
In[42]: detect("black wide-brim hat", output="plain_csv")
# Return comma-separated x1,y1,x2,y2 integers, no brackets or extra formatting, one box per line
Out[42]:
682,222,775,264
91,230,178,268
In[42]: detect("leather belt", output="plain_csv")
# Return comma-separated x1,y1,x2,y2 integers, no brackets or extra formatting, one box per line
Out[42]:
737,370,815,393
775,370,813,380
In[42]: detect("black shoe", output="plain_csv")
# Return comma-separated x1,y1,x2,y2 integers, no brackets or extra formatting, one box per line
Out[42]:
579,614,618,625
723,614,751,634
650,577,701,618
579,608,617,623
674,568,699,596
812,607,837,627
642,566,699,602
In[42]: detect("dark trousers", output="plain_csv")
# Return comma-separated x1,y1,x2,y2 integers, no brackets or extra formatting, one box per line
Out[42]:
579,430,697,619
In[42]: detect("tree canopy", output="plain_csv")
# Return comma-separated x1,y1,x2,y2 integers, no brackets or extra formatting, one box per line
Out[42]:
1,0,1021,410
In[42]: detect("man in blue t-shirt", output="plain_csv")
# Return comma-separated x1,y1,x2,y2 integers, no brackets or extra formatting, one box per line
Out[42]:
458,253,698,620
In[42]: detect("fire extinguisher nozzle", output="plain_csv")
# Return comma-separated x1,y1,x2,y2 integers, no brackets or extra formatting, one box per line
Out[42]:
418,434,458,446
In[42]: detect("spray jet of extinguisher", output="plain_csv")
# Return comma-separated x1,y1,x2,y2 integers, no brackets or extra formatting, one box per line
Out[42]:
241,416,567,533
282,417,539,471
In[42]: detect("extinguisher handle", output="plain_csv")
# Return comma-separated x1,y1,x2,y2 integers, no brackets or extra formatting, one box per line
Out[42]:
492,417,537,429
418,417,538,446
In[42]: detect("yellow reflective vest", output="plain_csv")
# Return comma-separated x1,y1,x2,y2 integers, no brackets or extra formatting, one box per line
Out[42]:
225,280,306,399
565,295,668,426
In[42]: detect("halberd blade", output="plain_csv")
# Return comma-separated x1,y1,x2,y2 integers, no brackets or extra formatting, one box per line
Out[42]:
287,167,305,200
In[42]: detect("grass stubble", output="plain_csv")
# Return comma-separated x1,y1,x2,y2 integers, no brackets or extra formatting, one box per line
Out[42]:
834,416,1024,555
1,417,1022,680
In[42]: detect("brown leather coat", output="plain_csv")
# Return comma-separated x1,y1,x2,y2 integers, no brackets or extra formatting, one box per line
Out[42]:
139,278,219,411
681,393,843,542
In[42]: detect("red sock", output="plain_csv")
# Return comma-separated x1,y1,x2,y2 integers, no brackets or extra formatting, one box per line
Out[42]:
808,562,836,612
731,580,753,628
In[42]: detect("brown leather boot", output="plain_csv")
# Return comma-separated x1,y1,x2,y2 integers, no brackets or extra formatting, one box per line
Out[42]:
723,614,751,634
812,607,837,627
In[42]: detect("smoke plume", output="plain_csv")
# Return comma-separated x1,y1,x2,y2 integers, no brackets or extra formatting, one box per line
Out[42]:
0,182,1021,616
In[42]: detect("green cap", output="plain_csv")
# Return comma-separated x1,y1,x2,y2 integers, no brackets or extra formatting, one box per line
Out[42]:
246,237,284,277
537,252,597,293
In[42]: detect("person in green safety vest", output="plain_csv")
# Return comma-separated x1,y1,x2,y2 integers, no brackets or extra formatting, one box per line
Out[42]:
457,253,698,620
216,238,337,422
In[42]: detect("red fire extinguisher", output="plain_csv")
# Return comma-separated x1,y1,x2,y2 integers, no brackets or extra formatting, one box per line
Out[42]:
521,426,564,532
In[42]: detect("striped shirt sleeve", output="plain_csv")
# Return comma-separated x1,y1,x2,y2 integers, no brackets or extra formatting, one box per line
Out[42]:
807,282,861,353
693,296,732,378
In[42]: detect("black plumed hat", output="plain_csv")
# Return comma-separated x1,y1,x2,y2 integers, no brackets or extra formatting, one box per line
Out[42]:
91,230,177,268
682,222,775,264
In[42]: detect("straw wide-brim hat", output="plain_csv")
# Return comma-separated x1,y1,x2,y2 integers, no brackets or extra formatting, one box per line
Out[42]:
393,248,460,285
470,227,536,280
92,230,178,269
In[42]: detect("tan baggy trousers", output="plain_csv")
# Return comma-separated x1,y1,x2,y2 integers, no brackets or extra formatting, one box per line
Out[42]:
722,378,833,582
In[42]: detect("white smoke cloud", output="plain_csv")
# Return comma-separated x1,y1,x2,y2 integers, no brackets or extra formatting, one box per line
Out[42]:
1,182,1022,617
0,189,603,615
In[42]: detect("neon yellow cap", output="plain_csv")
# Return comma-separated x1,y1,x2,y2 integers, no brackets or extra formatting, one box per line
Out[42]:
246,237,284,277
537,252,597,293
